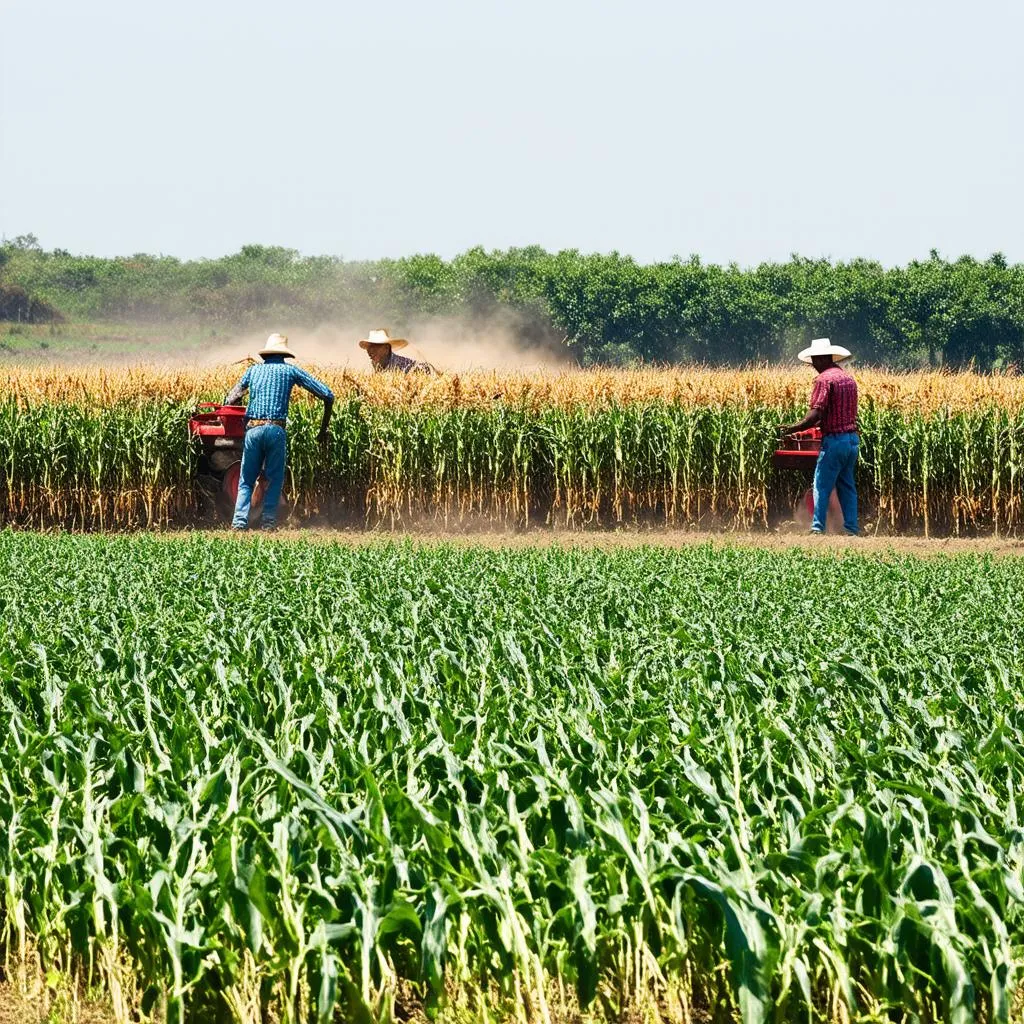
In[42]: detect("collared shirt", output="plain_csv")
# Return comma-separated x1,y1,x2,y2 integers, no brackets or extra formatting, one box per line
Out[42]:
379,350,434,374
225,360,334,420
810,365,858,435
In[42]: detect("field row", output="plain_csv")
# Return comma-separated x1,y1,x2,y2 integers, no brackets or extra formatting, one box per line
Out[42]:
0,535,1021,1023
2,391,1023,533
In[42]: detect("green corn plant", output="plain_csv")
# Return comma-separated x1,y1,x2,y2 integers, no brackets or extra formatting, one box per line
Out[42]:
1,533,1023,1021
2,390,1024,533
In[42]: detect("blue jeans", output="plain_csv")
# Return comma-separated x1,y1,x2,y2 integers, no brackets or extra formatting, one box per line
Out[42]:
813,432,859,534
232,424,287,528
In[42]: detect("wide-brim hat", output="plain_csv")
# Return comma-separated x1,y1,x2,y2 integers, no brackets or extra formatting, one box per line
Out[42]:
798,337,852,364
359,328,408,350
259,333,296,358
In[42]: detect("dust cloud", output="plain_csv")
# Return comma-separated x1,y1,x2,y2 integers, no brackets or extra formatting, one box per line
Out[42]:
198,313,574,372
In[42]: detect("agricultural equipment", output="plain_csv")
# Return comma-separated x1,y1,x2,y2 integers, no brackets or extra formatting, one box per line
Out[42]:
188,404,265,519
772,427,842,531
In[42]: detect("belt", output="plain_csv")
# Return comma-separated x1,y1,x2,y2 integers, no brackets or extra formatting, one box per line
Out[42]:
246,418,286,429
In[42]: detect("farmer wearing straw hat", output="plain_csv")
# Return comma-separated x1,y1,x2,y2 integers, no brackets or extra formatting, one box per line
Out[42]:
780,338,859,536
223,333,335,531
359,328,436,374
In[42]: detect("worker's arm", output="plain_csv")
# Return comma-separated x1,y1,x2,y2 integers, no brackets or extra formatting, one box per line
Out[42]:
294,368,335,444
317,397,334,444
779,407,822,434
224,368,251,405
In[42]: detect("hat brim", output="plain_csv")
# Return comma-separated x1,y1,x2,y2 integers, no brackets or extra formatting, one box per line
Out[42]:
359,338,408,350
798,346,851,364
258,349,296,358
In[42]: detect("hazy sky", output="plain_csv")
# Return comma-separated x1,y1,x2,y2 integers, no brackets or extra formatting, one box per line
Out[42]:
2,0,1022,265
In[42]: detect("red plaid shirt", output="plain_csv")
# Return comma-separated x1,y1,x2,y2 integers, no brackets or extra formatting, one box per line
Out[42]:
810,366,858,435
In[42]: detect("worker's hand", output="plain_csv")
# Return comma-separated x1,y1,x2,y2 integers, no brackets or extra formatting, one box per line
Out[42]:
316,429,330,447
778,424,795,436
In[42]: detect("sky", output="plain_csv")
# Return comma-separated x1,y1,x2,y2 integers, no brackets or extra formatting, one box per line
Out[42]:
2,0,1022,266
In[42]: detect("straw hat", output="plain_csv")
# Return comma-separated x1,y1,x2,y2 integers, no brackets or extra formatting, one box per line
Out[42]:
259,333,296,358
359,328,408,350
798,337,852,364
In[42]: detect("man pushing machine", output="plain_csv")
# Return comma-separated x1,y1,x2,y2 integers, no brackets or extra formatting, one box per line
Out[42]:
224,334,335,531
780,338,860,536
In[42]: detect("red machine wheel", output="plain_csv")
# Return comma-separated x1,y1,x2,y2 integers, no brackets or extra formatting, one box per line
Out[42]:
221,462,265,517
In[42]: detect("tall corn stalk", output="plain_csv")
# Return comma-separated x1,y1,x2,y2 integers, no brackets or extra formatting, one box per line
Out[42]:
1,367,1023,533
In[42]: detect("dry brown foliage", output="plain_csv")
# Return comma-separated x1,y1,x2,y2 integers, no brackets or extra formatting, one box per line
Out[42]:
7,365,1024,414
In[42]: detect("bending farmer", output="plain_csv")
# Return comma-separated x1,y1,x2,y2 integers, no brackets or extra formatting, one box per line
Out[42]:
358,328,436,374
780,338,859,536
224,334,334,530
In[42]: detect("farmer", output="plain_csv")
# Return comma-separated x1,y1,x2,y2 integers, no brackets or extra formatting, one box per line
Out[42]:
224,334,334,531
780,338,859,536
358,328,436,374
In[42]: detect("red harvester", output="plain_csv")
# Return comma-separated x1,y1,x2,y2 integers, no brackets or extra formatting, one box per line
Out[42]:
772,427,843,531
188,404,266,519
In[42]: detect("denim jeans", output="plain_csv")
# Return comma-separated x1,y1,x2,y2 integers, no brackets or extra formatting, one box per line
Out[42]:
813,432,859,534
232,424,287,529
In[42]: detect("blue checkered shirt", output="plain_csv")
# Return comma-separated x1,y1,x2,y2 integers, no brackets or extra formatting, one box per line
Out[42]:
226,361,334,420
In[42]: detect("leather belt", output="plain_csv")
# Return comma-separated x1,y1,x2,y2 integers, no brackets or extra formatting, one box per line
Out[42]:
246,418,286,429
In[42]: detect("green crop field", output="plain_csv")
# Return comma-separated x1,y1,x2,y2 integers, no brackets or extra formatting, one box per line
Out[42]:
6,365,1024,536
1,534,1022,1024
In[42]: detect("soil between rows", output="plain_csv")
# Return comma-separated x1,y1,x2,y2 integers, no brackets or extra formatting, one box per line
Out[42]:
175,526,1024,559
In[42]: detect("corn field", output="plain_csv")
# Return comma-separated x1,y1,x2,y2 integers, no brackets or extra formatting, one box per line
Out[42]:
3,366,1024,533
0,534,1022,1023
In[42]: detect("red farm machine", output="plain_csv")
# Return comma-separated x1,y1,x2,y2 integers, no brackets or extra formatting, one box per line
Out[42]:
772,427,843,532
188,404,267,520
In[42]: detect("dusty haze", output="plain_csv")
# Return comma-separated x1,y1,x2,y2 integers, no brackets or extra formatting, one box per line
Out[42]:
198,313,574,372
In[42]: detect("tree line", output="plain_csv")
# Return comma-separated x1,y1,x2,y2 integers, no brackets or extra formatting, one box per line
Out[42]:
2,235,1023,368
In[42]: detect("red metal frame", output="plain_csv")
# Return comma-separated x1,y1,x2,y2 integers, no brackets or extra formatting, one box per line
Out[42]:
188,403,247,440
189,404,267,511
772,427,822,471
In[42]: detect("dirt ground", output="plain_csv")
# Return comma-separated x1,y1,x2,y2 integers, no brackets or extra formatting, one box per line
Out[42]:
0,983,112,1024
201,526,1024,559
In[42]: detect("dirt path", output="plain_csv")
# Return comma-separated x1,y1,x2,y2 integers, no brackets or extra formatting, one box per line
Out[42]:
187,527,1024,558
